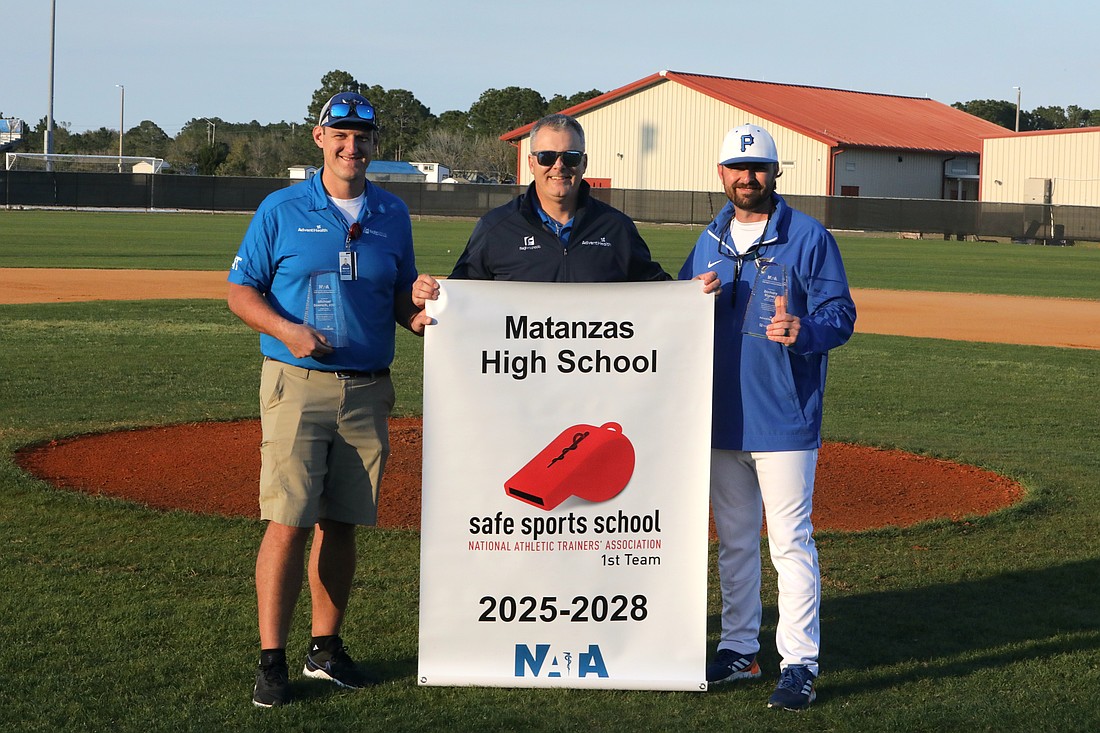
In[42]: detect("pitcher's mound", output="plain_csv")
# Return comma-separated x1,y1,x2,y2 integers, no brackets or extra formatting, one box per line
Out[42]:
15,418,1023,533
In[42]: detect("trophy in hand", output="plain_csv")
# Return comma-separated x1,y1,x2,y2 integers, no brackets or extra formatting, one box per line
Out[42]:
304,271,348,348
742,260,787,338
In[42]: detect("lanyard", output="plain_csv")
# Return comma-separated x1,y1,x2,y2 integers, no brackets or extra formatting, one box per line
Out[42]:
345,221,362,251
724,210,772,282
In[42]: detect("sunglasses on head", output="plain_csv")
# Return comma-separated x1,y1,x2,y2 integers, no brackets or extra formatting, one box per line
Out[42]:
324,100,376,124
532,150,584,167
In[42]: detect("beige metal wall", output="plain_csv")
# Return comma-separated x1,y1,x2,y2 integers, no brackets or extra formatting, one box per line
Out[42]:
515,78,831,195
981,129,1100,206
833,149,960,199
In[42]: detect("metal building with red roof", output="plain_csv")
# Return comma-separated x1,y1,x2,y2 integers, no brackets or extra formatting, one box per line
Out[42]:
503,70,1009,200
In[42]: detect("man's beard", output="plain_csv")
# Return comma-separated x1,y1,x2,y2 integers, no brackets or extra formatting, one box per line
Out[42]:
729,184,773,213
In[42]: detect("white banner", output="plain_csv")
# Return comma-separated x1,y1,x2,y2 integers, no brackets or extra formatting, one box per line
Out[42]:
418,281,713,690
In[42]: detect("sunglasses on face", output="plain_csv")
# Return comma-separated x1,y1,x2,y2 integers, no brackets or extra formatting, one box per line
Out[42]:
324,101,376,124
532,150,584,167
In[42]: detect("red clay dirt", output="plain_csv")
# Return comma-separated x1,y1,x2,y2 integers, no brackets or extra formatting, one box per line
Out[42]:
9,267,1068,532
15,418,1023,534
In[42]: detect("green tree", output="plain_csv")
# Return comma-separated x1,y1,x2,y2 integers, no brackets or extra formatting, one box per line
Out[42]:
165,119,226,174
195,142,229,175
382,88,431,160
1031,105,1068,130
1066,105,1094,128
125,120,171,159
63,127,117,155
30,116,71,153
468,86,546,137
360,85,432,161
280,121,323,169
218,124,320,177
307,69,360,123
547,88,603,114
217,137,257,177
434,109,472,135
952,99,1017,130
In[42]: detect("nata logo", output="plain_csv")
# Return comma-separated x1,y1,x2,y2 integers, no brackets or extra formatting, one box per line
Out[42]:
515,643,608,679
297,223,329,234
519,235,540,251
580,236,611,248
364,228,389,239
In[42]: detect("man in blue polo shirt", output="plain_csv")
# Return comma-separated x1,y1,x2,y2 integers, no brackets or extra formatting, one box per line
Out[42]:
228,91,434,708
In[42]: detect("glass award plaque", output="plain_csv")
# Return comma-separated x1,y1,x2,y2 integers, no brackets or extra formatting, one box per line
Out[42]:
304,271,348,348
742,261,787,338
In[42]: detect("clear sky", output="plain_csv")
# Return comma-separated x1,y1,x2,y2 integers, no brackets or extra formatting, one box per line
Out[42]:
4,0,1098,137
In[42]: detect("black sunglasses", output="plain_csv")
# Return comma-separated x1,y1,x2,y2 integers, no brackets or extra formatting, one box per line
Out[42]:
532,150,584,167
324,101,376,124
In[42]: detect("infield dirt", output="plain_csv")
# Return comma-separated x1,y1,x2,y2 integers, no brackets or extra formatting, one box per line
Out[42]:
11,268,1088,531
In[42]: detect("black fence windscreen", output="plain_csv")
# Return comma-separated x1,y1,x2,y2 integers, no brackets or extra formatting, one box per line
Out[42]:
3,171,1098,242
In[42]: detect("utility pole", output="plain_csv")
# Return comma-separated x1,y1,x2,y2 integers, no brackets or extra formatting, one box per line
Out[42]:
1013,86,1021,132
116,84,125,172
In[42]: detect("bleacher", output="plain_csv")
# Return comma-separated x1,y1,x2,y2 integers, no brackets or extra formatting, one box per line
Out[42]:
0,118,25,153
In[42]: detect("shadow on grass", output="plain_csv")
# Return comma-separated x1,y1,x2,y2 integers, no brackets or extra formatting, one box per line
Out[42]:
710,558,1100,695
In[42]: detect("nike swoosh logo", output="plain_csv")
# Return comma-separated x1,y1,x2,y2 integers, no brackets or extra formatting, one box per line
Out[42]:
707,260,723,268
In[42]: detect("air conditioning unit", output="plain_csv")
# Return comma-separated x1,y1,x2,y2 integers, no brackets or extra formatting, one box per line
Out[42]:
1025,177,1052,204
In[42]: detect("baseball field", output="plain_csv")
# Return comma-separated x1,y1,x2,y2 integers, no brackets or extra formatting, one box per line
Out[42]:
1,209,1098,731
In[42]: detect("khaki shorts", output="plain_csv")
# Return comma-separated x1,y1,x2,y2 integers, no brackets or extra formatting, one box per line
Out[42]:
258,359,395,527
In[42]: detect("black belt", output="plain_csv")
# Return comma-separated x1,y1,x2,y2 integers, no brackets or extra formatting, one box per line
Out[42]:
266,360,390,381
333,368,390,380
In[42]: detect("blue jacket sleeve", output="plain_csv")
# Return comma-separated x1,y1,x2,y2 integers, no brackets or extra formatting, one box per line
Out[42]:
790,229,856,355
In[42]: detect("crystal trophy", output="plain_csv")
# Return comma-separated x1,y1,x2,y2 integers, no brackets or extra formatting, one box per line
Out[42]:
304,271,348,348
742,261,787,338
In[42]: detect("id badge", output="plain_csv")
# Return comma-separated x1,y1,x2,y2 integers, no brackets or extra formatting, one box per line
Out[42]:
339,251,357,281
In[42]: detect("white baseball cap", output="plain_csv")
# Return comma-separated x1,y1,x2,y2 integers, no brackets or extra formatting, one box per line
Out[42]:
718,124,778,165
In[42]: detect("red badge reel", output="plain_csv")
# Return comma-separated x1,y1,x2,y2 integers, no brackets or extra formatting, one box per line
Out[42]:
504,422,636,510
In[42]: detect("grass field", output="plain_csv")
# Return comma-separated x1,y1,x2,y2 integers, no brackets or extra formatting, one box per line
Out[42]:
1,210,1098,731
3,208,1100,299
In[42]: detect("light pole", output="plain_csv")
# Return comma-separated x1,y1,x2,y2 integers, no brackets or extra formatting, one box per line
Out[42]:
116,84,125,172
45,0,56,168
1013,86,1021,132
200,118,216,147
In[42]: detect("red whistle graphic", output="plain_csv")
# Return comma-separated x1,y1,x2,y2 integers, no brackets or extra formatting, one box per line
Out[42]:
505,422,635,511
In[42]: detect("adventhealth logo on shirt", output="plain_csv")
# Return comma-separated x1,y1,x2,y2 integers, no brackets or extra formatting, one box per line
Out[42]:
297,224,330,233
579,237,612,248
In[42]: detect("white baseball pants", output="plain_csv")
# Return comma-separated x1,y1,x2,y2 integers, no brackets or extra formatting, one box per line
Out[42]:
711,448,821,675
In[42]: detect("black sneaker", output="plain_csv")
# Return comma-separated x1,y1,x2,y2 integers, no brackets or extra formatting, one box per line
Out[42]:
252,658,291,708
706,649,762,684
767,664,817,710
302,638,378,689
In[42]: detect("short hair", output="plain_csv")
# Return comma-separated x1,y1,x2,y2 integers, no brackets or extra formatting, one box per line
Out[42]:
530,113,585,150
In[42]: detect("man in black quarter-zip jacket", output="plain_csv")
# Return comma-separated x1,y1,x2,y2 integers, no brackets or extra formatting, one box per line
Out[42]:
446,113,719,289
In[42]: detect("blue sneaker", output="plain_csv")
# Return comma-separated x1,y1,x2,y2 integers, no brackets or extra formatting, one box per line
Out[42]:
767,664,817,710
706,649,762,683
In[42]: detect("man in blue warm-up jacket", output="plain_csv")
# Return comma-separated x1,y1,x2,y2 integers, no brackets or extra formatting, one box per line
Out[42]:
680,123,856,711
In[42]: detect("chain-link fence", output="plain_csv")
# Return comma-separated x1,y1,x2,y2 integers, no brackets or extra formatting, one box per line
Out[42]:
3,170,1098,242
